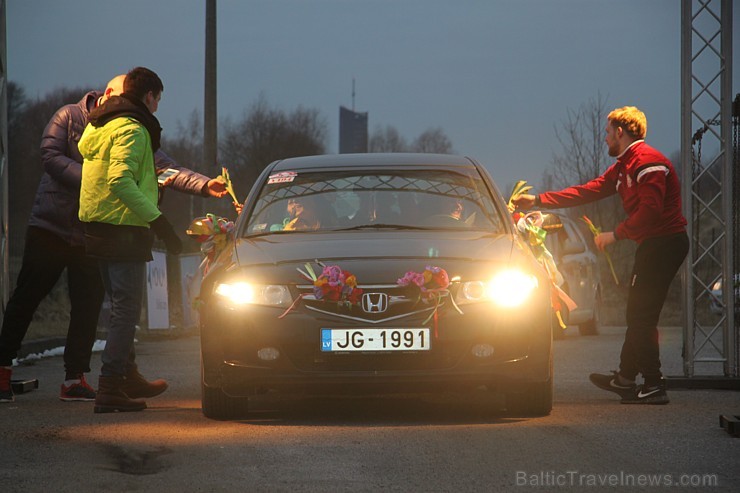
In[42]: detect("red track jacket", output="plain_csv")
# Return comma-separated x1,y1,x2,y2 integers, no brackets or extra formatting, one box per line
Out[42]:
538,141,687,244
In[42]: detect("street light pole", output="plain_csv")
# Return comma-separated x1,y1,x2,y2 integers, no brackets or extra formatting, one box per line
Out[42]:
203,0,218,215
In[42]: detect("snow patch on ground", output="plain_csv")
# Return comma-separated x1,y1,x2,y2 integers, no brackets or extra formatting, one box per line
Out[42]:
12,339,108,366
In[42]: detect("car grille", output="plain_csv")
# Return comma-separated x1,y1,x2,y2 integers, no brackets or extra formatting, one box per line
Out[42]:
296,283,446,324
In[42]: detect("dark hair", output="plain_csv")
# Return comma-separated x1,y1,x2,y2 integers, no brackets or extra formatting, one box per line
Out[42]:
124,67,164,100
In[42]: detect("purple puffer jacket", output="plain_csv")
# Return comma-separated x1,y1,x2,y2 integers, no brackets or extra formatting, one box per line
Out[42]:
31,91,212,246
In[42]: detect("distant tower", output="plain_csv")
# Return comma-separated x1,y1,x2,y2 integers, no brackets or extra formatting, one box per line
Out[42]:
339,79,368,153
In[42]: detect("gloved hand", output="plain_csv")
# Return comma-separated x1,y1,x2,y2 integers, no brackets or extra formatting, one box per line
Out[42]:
149,214,183,255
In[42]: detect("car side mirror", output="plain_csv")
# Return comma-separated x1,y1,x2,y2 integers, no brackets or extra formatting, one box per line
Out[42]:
541,213,564,234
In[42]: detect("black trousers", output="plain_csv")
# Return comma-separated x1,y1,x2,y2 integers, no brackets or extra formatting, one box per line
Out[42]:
619,232,689,386
0,226,105,373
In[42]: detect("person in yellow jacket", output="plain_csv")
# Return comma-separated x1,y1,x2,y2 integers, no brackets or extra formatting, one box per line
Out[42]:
79,67,180,413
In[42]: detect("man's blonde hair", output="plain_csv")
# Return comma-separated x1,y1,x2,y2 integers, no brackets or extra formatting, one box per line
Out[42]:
608,106,647,139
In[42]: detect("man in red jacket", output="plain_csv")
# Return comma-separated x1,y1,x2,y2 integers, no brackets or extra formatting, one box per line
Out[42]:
514,106,688,405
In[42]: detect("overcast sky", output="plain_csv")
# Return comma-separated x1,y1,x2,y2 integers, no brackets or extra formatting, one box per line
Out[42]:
7,0,740,192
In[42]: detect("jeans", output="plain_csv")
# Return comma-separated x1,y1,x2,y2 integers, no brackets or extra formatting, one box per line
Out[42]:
619,232,689,386
98,259,146,377
0,226,104,372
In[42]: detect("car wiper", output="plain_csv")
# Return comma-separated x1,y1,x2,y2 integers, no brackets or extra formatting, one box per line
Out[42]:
333,223,433,231
243,229,319,239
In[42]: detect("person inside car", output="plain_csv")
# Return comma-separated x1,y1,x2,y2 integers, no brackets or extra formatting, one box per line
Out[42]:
420,196,465,227
283,196,322,231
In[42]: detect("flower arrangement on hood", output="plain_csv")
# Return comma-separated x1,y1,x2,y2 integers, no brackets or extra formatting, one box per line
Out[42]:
279,261,363,319
280,262,463,329
312,264,363,305
397,265,450,300
397,266,462,332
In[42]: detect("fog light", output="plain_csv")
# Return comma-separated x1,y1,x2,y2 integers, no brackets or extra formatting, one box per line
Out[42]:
257,347,280,361
471,344,494,358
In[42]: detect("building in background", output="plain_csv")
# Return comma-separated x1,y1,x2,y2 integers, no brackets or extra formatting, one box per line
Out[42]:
339,105,368,154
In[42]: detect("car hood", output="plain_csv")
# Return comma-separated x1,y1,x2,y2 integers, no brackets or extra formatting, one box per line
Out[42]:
221,231,539,284
236,231,511,263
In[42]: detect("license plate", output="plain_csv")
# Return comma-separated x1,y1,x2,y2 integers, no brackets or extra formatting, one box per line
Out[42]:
321,328,431,352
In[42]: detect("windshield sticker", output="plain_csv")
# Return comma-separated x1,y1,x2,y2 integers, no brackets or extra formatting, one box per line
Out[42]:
268,171,298,184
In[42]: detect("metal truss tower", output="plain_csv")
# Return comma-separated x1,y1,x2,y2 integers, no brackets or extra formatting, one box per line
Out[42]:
680,0,738,380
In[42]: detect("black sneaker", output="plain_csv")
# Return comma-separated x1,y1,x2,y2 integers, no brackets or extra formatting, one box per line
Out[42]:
0,366,13,403
621,381,669,405
589,371,636,399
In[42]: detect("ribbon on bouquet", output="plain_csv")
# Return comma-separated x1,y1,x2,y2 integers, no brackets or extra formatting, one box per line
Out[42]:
515,211,577,329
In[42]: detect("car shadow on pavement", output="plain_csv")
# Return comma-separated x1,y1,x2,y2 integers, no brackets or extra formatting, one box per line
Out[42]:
222,391,544,427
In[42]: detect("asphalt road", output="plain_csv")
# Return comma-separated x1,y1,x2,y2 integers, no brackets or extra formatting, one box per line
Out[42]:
1,326,738,492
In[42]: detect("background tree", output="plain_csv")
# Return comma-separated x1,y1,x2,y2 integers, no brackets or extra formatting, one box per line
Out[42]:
412,127,454,154
369,125,408,152
546,93,617,229
219,95,329,201
369,125,454,153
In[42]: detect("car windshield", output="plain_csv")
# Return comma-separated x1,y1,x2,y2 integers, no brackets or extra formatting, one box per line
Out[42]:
243,168,506,236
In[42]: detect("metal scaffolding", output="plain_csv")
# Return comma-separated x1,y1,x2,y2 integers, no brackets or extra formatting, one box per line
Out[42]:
680,0,738,380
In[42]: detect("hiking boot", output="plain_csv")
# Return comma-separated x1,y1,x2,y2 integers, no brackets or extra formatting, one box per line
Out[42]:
589,371,636,400
60,374,97,402
0,366,13,403
122,369,168,399
93,375,146,413
621,380,670,405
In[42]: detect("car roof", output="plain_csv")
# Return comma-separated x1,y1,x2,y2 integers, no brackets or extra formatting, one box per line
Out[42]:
269,153,480,172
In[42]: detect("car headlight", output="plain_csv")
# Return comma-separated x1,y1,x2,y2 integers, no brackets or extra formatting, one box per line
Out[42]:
214,282,292,307
457,269,539,307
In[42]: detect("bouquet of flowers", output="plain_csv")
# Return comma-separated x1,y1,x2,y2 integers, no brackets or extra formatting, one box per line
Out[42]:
397,266,462,330
397,265,450,300
311,264,363,305
219,166,241,211
186,213,235,275
581,215,619,285
507,180,533,213
280,261,363,318
514,211,576,329
295,262,363,305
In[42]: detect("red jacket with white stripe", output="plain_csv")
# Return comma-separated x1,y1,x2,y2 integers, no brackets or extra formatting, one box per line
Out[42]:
538,141,687,244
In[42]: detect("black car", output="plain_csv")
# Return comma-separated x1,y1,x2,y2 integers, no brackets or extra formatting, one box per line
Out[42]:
198,153,554,419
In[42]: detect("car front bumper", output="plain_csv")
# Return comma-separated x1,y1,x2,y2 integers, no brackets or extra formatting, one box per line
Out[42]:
200,295,553,397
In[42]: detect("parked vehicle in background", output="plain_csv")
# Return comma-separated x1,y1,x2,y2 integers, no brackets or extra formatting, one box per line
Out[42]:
709,273,740,316
545,214,602,336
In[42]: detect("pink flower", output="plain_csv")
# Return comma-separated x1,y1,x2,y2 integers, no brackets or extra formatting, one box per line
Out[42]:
397,271,425,288
398,266,451,299
321,265,344,287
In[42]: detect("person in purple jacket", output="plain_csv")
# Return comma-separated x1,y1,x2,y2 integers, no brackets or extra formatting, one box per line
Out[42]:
0,75,227,404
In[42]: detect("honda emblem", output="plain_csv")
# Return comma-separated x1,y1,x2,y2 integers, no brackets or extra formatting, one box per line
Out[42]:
362,293,389,313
